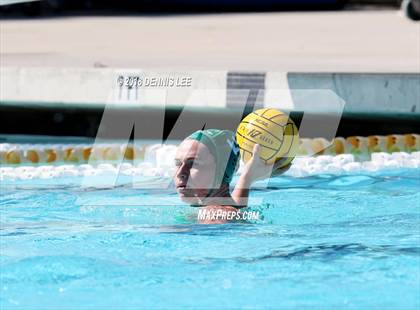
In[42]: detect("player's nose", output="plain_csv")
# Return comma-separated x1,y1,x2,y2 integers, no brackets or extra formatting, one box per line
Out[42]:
175,162,189,180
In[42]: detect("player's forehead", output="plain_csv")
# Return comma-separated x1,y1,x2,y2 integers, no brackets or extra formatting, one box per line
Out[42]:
175,139,213,161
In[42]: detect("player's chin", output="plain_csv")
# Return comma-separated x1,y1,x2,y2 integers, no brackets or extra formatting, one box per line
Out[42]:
180,195,201,205
177,187,209,204
177,190,196,203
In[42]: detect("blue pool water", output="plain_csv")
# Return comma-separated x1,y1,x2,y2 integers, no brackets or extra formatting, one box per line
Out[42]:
1,169,419,309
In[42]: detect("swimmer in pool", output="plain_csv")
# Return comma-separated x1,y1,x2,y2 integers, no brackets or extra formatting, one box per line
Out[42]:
173,129,290,223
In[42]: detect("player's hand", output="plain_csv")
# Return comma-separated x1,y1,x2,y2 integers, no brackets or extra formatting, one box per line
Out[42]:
241,144,291,182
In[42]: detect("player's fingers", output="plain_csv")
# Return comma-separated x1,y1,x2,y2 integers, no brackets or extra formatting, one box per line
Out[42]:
252,144,261,158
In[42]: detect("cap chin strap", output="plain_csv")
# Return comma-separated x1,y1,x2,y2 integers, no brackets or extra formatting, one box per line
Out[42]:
189,175,224,208
190,187,219,208
192,193,204,208
190,180,229,208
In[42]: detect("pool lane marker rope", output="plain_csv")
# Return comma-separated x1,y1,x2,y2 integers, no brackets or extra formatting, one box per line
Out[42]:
1,152,419,181
0,134,418,166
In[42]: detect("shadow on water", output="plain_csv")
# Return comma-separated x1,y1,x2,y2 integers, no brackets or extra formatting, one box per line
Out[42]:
176,242,420,264
232,243,420,262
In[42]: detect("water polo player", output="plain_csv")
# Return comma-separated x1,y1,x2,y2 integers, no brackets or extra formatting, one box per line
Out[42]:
173,129,291,214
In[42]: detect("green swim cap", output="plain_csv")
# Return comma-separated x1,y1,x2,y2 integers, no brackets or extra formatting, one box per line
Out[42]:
187,129,240,187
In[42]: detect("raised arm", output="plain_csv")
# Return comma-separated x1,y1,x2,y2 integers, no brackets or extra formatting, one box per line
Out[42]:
231,144,291,207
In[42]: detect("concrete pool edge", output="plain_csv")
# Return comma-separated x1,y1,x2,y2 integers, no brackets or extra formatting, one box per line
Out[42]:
1,68,419,114
1,68,419,138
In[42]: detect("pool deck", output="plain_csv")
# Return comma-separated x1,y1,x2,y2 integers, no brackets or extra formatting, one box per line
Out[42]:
0,10,419,119
1,10,419,72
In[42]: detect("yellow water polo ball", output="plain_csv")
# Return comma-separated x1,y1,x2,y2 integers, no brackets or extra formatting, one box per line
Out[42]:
236,108,300,167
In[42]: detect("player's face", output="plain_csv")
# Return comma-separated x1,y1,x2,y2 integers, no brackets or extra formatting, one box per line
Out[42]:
174,140,216,204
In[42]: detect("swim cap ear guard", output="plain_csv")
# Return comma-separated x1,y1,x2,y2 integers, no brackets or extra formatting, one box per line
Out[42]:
187,129,240,189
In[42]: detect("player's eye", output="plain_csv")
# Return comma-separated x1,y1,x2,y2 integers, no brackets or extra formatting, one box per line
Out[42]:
186,159,196,167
